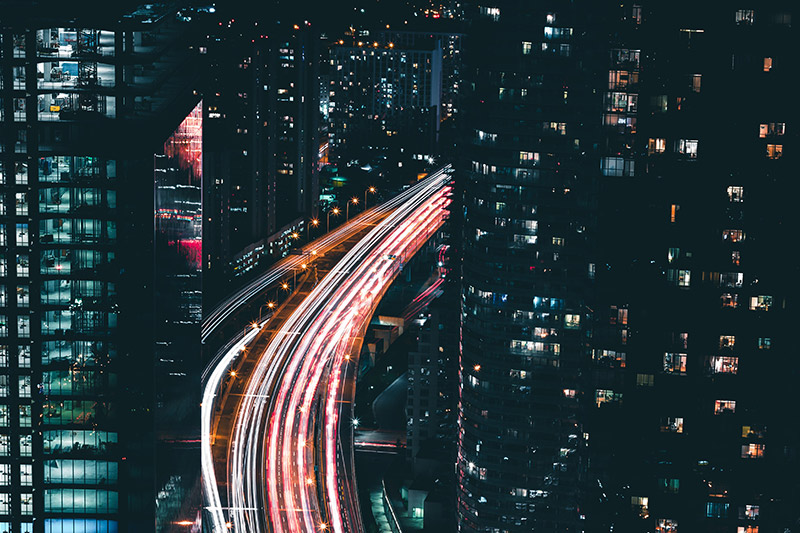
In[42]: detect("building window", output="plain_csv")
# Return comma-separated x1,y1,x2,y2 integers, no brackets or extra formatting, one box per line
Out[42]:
763,57,772,71
675,139,699,158
740,505,760,520
601,157,634,177
631,496,649,518
707,356,738,374
663,353,687,374
636,373,654,387
722,229,745,242
691,74,702,92
656,519,678,533
737,527,759,533
749,295,773,311
595,389,623,407
766,144,783,159
670,204,679,223
714,399,736,414
648,138,666,154
757,337,771,349
660,417,684,433
667,269,691,287
759,122,785,137
719,335,736,349
519,151,539,164
522,41,532,55
706,502,730,518
727,186,744,202
741,444,765,459
659,478,680,493
735,9,755,25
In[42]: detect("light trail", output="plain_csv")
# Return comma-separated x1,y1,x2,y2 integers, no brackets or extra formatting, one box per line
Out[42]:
201,165,452,343
202,167,452,533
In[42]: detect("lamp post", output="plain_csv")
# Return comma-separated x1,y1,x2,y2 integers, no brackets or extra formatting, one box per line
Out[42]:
364,186,376,207
259,301,276,322
346,197,358,222
327,207,340,232
307,218,319,241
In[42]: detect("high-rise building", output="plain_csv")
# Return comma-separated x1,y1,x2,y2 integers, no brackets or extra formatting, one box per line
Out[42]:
587,3,799,532
202,13,321,291
329,35,443,160
0,4,205,531
457,1,798,532
457,2,599,531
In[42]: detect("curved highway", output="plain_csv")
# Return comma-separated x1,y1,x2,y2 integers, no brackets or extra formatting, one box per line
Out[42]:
203,168,452,532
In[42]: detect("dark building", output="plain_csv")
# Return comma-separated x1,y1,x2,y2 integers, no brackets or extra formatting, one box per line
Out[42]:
0,3,205,531
456,1,799,532
202,13,321,293
329,33,444,162
457,2,600,531
587,3,799,533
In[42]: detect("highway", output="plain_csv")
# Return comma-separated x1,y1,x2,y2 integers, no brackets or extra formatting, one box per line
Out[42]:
201,163,452,344
202,168,452,532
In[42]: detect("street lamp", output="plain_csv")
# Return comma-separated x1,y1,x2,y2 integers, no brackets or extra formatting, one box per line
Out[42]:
364,186,376,207
346,197,358,222
307,218,319,241
327,207,340,232
259,301,276,322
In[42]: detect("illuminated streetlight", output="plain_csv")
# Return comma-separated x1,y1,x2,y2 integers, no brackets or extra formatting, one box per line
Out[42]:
327,206,340,232
364,186,376,207
307,218,320,241
346,197,359,222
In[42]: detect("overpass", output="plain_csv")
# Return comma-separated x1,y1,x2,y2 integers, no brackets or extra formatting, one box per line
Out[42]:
202,167,452,532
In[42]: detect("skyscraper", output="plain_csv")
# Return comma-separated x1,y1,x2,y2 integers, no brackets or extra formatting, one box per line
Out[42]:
587,3,799,532
457,1,799,532
0,4,204,531
457,2,599,530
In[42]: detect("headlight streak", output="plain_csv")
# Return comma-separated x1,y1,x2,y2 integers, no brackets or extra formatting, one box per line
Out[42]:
202,167,452,533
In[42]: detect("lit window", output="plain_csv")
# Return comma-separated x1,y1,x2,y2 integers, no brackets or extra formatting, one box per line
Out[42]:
656,519,678,533
749,295,772,311
663,353,687,374
636,373,654,387
722,229,745,242
601,157,634,177
631,496,649,518
691,74,702,93
763,57,772,71
595,389,623,407
670,204,679,223
731,251,741,266
720,293,739,308
564,314,580,329
759,122,786,137
741,505,760,520
648,138,666,154
667,269,691,287
766,144,783,159
659,478,680,493
660,417,684,433
608,70,638,89
727,186,744,202
742,425,766,439
735,9,755,25
675,139,699,158
519,151,539,164
707,356,738,374
714,399,736,414
522,41,532,55
757,337,771,349
667,248,680,263
738,526,759,533
741,444,764,459
706,501,729,518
